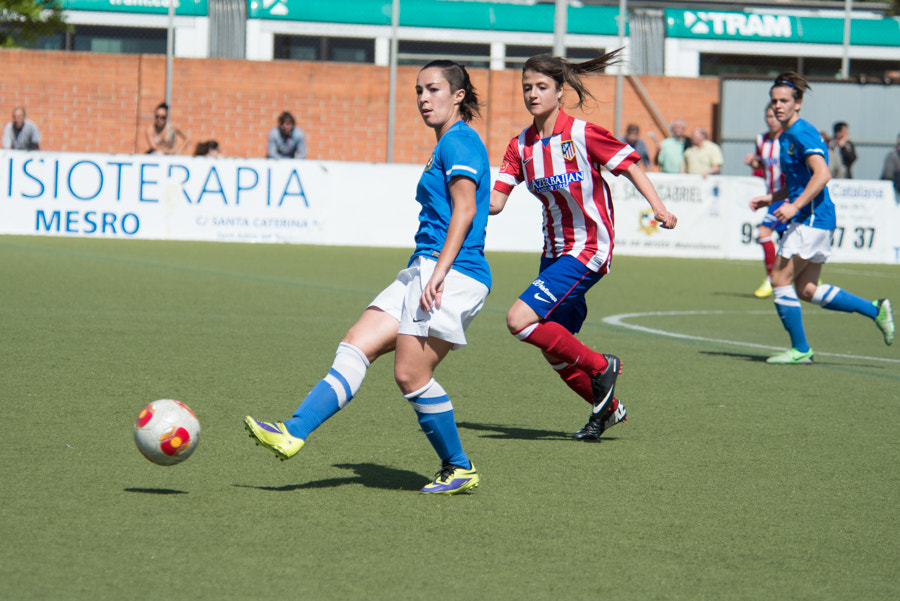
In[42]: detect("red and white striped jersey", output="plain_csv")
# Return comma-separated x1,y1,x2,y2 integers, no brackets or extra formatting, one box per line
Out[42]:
754,131,784,194
494,110,639,272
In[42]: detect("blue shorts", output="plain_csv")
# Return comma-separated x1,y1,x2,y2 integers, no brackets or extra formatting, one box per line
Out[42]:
518,255,604,334
760,200,788,233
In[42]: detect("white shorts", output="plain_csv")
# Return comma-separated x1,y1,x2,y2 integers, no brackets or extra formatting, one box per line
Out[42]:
369,256,489,349
778,222,832,263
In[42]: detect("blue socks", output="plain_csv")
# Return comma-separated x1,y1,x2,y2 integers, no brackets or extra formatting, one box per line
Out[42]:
773,283,879,353
773,285,810,352
812,284,878,318
284,342,370,440
282,342,470,469
405,379,470,469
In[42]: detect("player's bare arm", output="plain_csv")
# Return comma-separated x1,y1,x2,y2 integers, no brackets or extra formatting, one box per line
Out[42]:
420,175,477,312
622,163,677,229
489,189,509,215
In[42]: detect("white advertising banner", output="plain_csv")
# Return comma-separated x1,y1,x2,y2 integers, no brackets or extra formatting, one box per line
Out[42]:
0,151,420,247
2,151,898,264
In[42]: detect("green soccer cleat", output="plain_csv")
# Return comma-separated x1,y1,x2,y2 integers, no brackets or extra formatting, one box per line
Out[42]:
420,463,479,495
244,416,305,461
874,299,894,346
766,348,814,365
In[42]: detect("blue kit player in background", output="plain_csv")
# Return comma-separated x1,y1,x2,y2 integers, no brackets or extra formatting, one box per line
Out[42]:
245,60,491,494
750,72,894,364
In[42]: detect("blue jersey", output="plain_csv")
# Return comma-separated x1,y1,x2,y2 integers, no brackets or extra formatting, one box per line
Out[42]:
411,120,492,289
779,118,836,230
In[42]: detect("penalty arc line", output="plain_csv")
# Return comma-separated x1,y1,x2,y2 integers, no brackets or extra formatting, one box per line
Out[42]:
603,310,900,364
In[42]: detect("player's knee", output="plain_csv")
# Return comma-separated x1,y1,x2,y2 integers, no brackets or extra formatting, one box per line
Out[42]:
393,363,423,396
506,304,535,334
796,283,817,302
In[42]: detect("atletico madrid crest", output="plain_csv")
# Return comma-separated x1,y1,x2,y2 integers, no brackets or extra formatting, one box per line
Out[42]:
561,140,576,161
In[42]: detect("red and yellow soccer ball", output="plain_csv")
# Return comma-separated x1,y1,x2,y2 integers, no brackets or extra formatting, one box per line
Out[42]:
134,399,200,466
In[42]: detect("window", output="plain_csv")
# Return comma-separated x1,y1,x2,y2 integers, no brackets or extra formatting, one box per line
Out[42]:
700,54,900,80
71,26,167,55
397,41,491,69
274,36,375,63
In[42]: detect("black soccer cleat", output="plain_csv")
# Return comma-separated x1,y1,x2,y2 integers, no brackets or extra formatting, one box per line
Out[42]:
590,354,622,416
573,399,627,441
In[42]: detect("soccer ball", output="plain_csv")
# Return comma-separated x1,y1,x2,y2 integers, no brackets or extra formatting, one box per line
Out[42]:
133,399,200,466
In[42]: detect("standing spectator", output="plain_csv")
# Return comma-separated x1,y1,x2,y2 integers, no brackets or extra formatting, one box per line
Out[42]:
267,111,307,159
650,118,687,174
682,126,723,177
880,133,900,192
623,123,651,168
828,121,856,179
145,102,190,155
2,107,41,150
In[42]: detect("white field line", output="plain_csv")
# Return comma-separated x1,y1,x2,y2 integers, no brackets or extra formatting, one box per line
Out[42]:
603,310,900,364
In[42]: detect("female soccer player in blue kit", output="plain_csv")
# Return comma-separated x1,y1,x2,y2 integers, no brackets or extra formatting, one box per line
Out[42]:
245,60,491,494
750,72,894,364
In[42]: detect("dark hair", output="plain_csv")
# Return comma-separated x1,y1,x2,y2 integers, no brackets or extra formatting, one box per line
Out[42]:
155,102,168,113
522,48,623,109
833,121,848,135
193,140,219,156
278,111,295,126
771,72,811,101
420,60,481,123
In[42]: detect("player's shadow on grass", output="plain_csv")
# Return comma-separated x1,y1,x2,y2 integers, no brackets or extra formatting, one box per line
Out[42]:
235,463,425,492
124,487,188,495
457,421,571,441
699,350,770,363
712,291,761,300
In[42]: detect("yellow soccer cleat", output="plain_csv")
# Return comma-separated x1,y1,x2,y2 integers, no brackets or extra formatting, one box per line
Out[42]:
754,279,773,298
244,416,305,461
420,462,479,495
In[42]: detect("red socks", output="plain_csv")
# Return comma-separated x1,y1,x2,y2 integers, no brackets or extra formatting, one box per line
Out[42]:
552,363,593,404
760,236,776,276
517,321,607,374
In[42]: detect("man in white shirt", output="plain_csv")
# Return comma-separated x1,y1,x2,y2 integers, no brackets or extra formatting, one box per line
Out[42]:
2,107,41,150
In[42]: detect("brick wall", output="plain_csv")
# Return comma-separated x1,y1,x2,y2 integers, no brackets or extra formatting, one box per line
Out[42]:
0,49,719,167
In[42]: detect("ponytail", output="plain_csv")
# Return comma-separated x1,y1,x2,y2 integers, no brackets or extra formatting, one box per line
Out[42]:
421,60,482,122
523,48,623,109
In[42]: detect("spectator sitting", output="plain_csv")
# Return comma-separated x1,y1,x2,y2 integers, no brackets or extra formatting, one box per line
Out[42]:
145,102,190,155
681,127,723,177
623,123,651,168
267,111,307,159
2,107,41,150
194,140,221,157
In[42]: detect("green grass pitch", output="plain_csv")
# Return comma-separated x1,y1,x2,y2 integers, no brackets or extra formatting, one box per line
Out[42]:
1,235,897,600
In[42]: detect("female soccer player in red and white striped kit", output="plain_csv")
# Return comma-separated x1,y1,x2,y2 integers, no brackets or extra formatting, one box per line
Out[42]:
490,50,677,440
745,104,785,298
